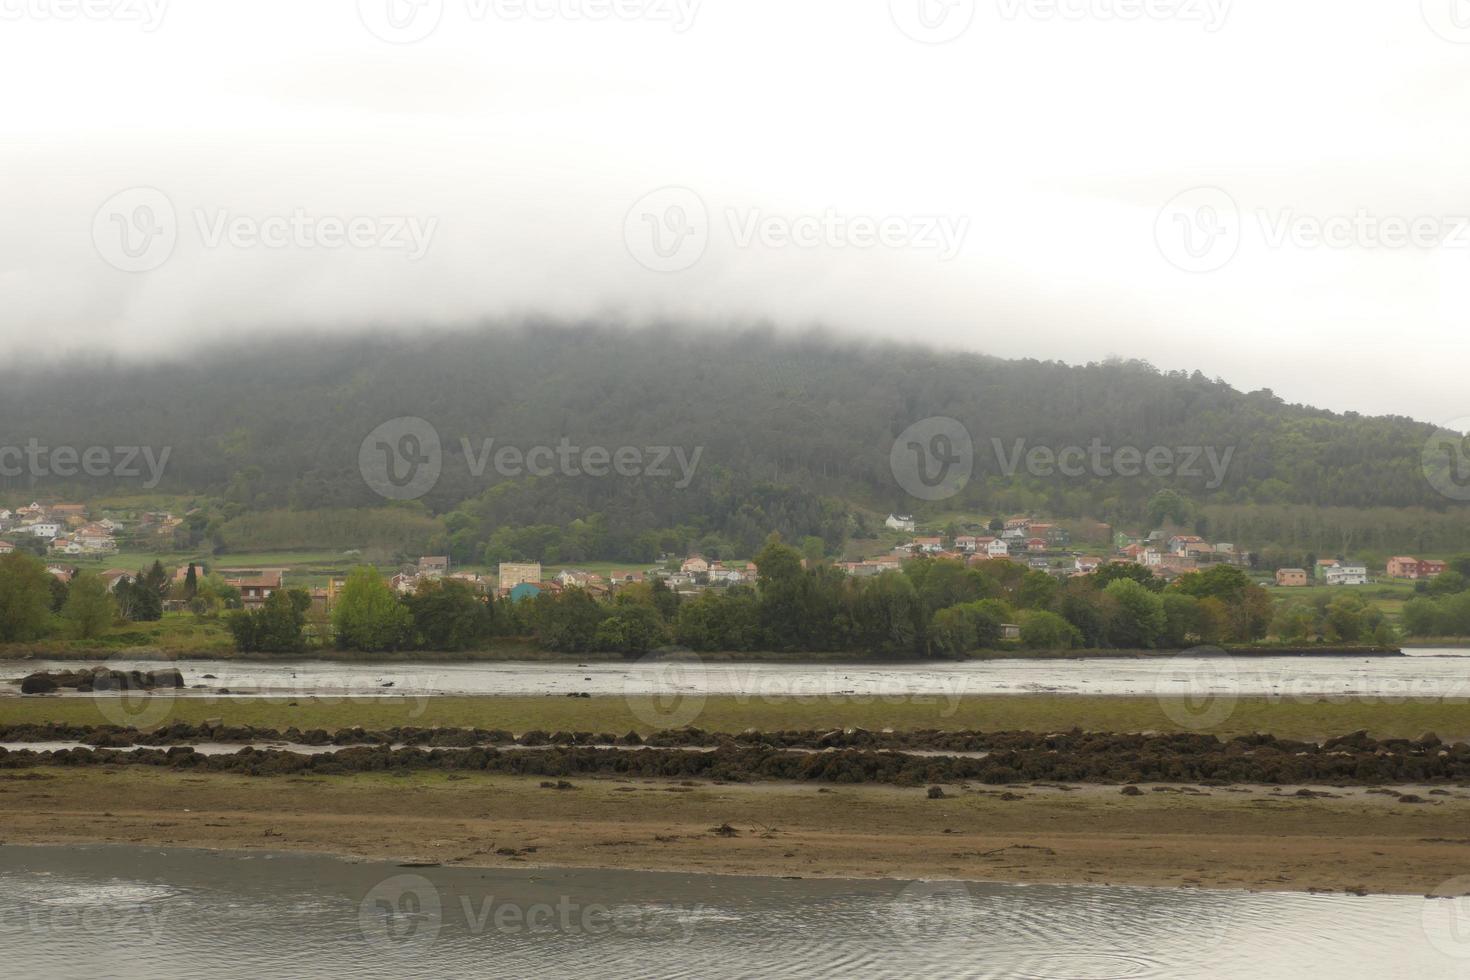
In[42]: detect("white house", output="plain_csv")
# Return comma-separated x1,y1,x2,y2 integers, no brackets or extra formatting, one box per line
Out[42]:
28,523,60,540
680,555,710,575
986,539,1010,558
0,540,14,555
1325,564,1368,586
885,514,916,532
954,535,979,552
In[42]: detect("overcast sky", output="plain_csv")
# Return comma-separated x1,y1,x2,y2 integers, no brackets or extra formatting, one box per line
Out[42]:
3,1,1468,425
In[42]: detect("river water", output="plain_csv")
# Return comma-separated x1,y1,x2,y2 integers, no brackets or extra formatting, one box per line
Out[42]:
3,651,1468,701
1,845,1466,979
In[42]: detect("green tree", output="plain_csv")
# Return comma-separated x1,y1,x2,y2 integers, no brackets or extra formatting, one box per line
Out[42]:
1103,578,1166,648
1017,570,1059,609
1092,563,1163,592
1160,592,1202,647
0,552,57,642
531,588,608,652
62,572,115,640
929,601,1003,656
1019,610,1082,650
1146,489,1193,528
405,579,492,651
674,587,760,651
332,566,413,652
593,603,667,656
1401,596,1442,637
229,588,310,653
1271,601,1318,642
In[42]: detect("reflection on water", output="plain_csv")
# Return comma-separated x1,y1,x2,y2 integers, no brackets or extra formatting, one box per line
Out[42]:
3,651,1469,701
0,845,1465,979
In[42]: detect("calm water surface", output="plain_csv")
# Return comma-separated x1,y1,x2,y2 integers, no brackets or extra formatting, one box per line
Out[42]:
0,845,1466,979
2,651,1468,701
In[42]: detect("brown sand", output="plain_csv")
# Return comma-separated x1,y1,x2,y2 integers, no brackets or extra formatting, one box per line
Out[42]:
4,767,1470,895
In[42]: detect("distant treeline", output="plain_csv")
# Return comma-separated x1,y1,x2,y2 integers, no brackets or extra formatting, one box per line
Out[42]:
230,537,1352,658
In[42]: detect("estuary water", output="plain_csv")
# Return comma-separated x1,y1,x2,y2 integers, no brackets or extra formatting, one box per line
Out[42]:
0,845,1466,979
2,650,1468,701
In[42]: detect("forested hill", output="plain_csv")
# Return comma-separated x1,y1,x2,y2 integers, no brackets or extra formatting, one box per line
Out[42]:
0,324,1455,540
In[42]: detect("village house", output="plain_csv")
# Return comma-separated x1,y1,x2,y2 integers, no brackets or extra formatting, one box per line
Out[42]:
99,569,135,593
1386,556,1446,580
498,562,543,591
1325,563,1368,586
27,523,60,540
1275,568,1309,587
913,536,944,554
447,571,487,592
706,562,749,585
607,570,646,587
224,570,284,609
308,578,348,613
885,514,916,532
417,556,450,579
680,555,710,575
76,523,117,553
0,540,14,556
508,581,543,603
954,535,979,552
984,538,1009,558
555,569,603,588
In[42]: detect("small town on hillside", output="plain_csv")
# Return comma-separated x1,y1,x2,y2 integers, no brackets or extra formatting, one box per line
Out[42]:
0,502,1449,616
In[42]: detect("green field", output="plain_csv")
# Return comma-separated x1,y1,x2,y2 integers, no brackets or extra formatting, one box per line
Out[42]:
3,693,1466,742
0,612,235,657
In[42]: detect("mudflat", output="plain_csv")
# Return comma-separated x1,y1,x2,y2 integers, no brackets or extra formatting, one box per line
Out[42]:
4,767,1469,897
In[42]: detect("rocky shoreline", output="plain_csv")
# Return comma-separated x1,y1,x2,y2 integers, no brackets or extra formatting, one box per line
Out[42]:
3,722,1467,787
17,668,185,695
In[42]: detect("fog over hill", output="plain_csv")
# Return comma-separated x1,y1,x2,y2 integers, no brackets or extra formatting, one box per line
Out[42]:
0,324,1455,525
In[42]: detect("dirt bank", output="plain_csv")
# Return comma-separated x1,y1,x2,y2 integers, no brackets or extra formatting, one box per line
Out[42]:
3,767,1468,896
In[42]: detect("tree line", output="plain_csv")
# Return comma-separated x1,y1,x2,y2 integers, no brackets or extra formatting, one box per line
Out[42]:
232,538,1295,657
